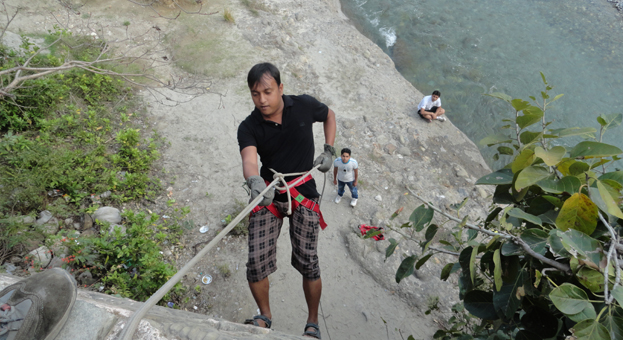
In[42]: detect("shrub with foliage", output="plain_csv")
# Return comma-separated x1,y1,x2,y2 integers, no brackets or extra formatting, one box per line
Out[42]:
383,74,623,340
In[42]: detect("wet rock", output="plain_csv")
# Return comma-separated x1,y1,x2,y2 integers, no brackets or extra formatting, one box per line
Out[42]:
93,207,122,224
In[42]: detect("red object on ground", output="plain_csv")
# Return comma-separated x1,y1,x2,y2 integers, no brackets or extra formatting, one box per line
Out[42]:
359,224,385,241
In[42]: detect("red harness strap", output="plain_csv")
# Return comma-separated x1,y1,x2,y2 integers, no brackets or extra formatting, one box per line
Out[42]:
250,174,328,230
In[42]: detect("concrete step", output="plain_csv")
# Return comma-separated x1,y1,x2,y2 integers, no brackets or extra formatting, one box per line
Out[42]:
1,274,303,340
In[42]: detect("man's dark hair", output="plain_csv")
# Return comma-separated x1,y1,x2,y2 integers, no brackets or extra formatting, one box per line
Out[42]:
432,90,441,96
341,148,351,156
247,63,281,89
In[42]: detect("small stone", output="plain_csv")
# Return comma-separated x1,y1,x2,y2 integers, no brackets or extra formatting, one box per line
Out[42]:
108,224,126,235
374,195,382,202
78,270,96,285
397,147,411,156
385,144,397,155
28,246,52,266
82,213,93,230
81,228,97,237
64,218,74,226
93,207,122,224
36,210,53,225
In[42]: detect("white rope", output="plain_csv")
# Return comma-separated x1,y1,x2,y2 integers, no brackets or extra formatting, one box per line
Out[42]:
116,167,319,340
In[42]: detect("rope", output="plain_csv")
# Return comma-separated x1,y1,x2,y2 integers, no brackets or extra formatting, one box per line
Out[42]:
117,167,318,340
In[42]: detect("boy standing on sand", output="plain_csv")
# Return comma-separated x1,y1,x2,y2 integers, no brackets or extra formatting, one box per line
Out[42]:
417,90,446,123
333,148,359,207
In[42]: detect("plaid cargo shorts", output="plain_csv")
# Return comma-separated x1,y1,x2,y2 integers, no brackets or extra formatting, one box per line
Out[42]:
246,198,321,283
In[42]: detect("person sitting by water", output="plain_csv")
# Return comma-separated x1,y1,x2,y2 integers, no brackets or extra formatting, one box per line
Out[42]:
417,90,446,123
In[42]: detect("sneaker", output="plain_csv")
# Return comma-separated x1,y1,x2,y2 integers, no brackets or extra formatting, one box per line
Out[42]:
0,268,77,340
334,195,342,203
350,198,358,207
436,116,447,122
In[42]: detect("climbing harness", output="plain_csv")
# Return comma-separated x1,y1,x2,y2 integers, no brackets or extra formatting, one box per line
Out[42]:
252,169,327,229
117,165,323,340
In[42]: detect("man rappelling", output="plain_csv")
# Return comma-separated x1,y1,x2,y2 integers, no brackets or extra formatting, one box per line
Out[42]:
237,62,336,339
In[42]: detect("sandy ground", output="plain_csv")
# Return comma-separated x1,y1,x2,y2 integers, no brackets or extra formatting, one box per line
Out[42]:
4,0,495,339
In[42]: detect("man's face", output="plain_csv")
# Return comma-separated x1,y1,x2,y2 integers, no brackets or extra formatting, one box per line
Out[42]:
250,74,284,118
341,153,350,163
431,94,440,102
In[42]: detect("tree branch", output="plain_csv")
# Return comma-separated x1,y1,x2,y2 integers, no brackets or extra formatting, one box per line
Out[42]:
406,186,571,274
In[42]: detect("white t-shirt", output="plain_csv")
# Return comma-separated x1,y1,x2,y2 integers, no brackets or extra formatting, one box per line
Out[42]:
334,158,358,182
417,95,441,111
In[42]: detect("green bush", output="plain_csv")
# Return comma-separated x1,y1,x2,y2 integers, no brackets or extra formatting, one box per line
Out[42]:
384,74,623,340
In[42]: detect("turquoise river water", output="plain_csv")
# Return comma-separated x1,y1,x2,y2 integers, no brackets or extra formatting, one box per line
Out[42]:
340,0,623,169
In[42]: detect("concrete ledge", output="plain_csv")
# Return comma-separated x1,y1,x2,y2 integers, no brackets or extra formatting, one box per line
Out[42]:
1,274,303,340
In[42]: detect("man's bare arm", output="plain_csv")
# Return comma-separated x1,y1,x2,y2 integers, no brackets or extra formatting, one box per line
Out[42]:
241,146,259,180
324,109,336,146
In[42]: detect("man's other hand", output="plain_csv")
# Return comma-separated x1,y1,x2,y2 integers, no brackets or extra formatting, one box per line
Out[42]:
313,144,335,173
247,176,274,206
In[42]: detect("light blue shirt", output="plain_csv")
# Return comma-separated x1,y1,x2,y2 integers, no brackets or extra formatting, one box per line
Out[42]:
334,158,358,182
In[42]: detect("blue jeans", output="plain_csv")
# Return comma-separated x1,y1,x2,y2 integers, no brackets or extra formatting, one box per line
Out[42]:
337,180,358,199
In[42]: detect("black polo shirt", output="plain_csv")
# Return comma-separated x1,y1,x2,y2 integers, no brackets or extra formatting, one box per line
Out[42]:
238,94,329,201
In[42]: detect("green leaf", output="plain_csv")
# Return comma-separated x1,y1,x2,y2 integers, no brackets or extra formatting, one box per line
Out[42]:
479,133,513,147
515,166,550,191
476,168,513,185
516,106,544,129
519,131,543,145
493,249,502,292
508,208,542,226
555,193,598,235
547,231,571,257
601,315,623,340
534,146,566,166
550,127,597,139
549,283,593,315
501,241,523,256
440,263,454,281
540,72,547,85
511,98,530,112
558,229,603,270
536,175,581,195
464,290,499,320
596,113,622,131
573,319,610,340
395,255,416,283
415,253,433,270
612,285,623,307
570,141,623,159
424,224,438,243
493,270,526,320
470,246,478,285
512,149,536,173
520,229,548,255
497,146,514,155
576,267,605,293
598,171,623,186
596,180,623,219
567,305,597,323
484,92,512,103
409,204,434,232
385,238,398,260
569,161,590,176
